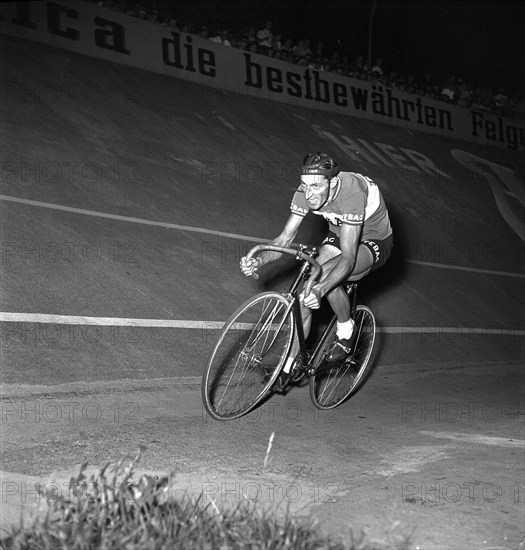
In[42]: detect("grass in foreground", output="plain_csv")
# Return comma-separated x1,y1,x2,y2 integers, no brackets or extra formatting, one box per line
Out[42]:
1,447,408,550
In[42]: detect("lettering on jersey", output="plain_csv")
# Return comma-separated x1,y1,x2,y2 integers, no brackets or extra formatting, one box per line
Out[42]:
342,212,364,223
314,211,363,226
314,212,342,226
323,235,338,246
290,202,308,216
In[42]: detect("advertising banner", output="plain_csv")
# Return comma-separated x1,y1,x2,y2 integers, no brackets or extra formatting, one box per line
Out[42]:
1,1,523,151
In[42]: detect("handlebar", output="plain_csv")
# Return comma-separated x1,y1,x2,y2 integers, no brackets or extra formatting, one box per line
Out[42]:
246,244,321,283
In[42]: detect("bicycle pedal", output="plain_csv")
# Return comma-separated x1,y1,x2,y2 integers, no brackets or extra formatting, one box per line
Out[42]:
290,371,306,383
272,370,294,393
272,379,288,394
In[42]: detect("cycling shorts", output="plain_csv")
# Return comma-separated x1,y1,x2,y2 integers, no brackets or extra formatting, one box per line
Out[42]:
321,232,393,272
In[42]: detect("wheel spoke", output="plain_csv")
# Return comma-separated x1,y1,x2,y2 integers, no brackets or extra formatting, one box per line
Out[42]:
203,292,294,420
310,306,376,409
246,299,288,353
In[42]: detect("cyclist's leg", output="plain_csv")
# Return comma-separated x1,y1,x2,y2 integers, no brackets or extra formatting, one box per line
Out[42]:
310,234,393,404
322,243,375,321
309,244,378,407
286,243,374,362
325,232,393,325
319,244,375,362
285,243,353,364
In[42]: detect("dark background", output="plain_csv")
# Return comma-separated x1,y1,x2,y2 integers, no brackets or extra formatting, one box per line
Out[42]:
157,0,524,97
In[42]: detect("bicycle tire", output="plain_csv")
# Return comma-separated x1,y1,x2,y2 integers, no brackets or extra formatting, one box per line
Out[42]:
309,305,376,410
202,291,295,420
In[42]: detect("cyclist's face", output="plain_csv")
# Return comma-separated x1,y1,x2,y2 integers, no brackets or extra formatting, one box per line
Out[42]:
301,175,331,210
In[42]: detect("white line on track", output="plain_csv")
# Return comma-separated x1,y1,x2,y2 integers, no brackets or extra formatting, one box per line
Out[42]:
1,312,524,336
0,194,266,243
378,326,525,336
406,259,525,278
0,312,222,328
1,194,524,278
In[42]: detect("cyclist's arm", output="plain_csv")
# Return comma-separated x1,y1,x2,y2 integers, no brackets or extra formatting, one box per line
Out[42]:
256,212,304,267
314,222,361,297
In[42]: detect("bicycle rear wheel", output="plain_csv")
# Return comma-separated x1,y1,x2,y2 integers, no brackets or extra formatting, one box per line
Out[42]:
202,291,294,420
310,305,376,410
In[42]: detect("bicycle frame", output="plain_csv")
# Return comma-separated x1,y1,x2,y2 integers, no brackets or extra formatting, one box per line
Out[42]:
246,243,359,377
202,243,375,419
289,267,310,373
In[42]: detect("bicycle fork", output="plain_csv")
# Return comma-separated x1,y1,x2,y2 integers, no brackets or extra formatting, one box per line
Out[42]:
290,290,309,369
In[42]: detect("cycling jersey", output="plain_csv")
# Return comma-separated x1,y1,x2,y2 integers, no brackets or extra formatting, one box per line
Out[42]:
290,172,392,241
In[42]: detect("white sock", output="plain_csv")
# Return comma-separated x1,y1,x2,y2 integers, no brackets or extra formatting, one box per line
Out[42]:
336,319,355,340
283,356,295,373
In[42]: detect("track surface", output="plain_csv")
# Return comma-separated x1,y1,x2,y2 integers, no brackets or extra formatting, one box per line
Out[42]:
1,35,524,548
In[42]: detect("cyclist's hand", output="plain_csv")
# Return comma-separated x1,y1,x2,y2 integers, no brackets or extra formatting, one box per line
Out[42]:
240,256,260,277
301,285,322,309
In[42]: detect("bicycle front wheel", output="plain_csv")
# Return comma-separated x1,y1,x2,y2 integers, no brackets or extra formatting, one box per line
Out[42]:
310,305,376,410
202,291,295,420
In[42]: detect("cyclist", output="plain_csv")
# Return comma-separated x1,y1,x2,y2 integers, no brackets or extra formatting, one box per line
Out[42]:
240,152,393,382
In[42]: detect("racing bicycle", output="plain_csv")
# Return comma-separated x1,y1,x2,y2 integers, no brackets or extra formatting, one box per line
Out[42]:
202,243,377,420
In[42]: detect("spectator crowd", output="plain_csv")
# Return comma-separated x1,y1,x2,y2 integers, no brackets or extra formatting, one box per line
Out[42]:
89,0,524,119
